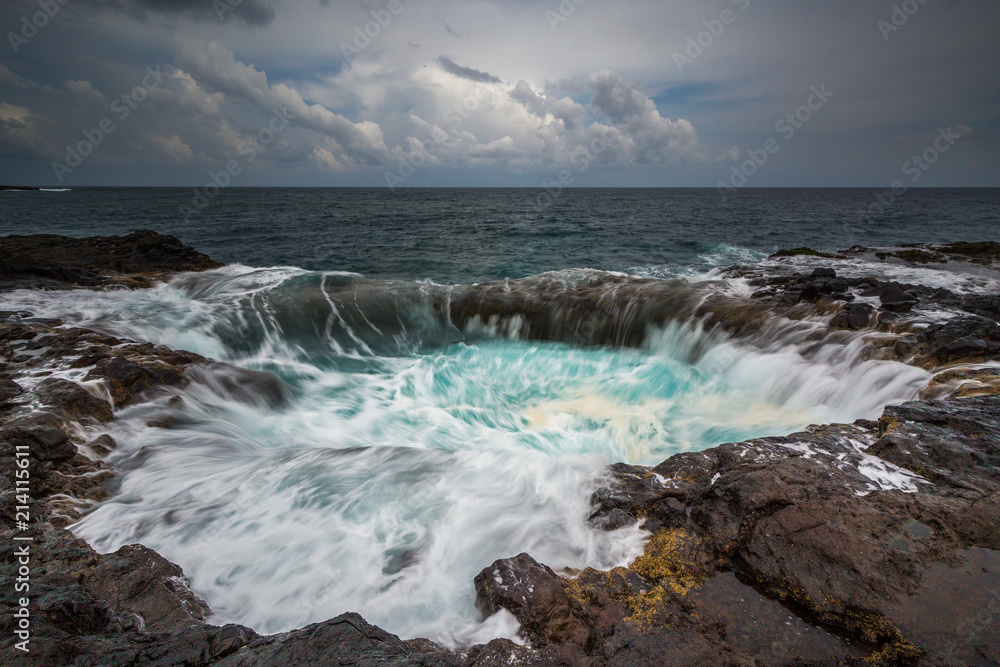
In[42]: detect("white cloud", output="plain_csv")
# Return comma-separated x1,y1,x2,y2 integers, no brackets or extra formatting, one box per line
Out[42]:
587,71,699,165
174,38,391,167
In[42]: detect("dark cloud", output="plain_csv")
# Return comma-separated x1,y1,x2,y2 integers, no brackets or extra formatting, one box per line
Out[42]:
588,71,651,125
436,56,501,84
76,0,276,27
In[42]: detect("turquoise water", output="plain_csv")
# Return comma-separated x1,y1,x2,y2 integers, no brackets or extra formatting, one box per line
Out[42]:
3,188,993,644
1,258,939,645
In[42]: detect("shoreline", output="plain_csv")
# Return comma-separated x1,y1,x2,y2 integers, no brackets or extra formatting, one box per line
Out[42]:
2,232,999,666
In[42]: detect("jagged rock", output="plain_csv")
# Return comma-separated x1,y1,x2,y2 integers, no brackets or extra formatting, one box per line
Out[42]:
869,396,1000,495
880,285,919,312
4,233,1000,666
83,356,184,406
475,553,592,650
1,411,75,461
831,302,874,330
86,434,117,456
213,613,455,667
0,377,22,405
36,378,114,423
0,229,222,289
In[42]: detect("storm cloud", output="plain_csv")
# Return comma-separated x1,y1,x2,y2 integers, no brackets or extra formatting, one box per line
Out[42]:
436,56,502,84
0,0,997,187
76,0,276,27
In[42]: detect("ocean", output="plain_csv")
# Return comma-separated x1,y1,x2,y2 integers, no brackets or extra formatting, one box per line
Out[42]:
2,187,998,646
4,187,999,281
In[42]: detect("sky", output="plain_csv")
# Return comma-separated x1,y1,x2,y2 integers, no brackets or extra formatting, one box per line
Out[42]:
0,0,998,188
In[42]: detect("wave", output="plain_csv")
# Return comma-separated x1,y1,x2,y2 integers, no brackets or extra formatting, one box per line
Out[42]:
3,263,936,645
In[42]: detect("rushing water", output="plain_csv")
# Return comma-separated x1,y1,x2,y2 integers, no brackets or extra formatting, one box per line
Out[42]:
1,188,997,645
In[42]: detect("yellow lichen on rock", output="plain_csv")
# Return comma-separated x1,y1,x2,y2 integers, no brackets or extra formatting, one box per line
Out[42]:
629,529,704,594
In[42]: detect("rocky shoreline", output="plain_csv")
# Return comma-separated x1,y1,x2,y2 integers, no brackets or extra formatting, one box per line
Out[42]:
2,232,999,666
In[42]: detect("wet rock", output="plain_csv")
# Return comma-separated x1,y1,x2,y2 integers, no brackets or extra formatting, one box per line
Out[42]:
83,355,184,406
84,356,156,405
771,247,833,258
86,434,118,456
195,363,291,409
0,229,222,289
69,624,259,667
475,553,592,649
901,316,1000,365
1,411,75,461
869,396,1000,495
575,397,1000,664
36,377,114,422
880,285,919,312
0,377,22,406
831,302,874,330
213,613,447,667
809,267,837,279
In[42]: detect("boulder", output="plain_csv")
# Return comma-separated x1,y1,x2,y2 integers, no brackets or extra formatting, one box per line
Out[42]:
475,553,592,649
880,285,919,312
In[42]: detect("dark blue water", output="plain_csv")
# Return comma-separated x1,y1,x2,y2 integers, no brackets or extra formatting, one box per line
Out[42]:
2,188,997,282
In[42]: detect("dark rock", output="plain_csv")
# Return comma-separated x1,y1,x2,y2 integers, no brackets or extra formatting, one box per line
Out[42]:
0,377,22,405
84,356,156,405
0,229,222,288
1,411,75,460
213,613,446,667
827,278,849,293
869,396,1000,493
86,434,118,456
36,377,114,422
799,281,822,302
89,543,213,632
900,316,1000,365
880,285,919,312
70,624,259,667
771,247,832,258
589,508,636,531
781,287,804,305
831,303,874,330
475,553,592,649
895,249,944,264
809,267,837,279
83,355,185,406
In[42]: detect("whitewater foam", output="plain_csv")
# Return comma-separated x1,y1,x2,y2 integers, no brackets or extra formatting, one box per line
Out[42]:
1,264,938,645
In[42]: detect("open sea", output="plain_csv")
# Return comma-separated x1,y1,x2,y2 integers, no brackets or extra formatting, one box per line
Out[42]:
2,187,998,645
